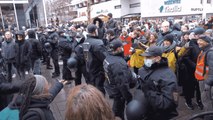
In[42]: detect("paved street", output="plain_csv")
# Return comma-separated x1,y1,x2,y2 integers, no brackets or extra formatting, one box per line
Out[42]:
41,62,205,120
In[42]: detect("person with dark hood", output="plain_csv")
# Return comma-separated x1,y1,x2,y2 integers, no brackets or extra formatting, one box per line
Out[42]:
139,46,178,120
82,24,108,94
15,30,31,80
93,17,106,39
103,40,133,120
27,30,42,75
58,30,73,83
1,31,16,82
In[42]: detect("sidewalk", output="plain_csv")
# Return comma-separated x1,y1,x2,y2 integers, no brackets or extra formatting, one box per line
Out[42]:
42,64,204,120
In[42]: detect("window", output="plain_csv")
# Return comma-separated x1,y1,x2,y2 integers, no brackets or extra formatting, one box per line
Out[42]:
114,5,121,9
130,3,140,8
207,0,211,4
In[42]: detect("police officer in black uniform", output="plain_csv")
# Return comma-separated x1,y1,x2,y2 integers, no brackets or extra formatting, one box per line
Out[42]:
46,27,60,78
139,46,178,120
103,40,133,120
72,31,89,85
82,24,108,94
58,30,73,82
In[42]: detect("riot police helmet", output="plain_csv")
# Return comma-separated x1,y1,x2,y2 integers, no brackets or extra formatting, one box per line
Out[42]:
126,90,148,120
44,42,52,53
67,57,78,72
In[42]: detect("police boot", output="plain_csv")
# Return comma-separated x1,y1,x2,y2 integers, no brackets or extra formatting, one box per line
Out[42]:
52,72,60,78
46,66,53,69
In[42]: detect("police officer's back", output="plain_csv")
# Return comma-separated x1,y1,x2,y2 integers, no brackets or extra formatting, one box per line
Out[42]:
82,24,108,94
103,40,132,120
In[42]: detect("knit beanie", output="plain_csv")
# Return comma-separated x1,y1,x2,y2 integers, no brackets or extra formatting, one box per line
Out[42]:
32,75,48,95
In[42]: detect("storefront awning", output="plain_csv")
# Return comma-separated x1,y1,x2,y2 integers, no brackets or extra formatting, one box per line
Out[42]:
71,0,86,5
71,16,87,22
121,13,141,18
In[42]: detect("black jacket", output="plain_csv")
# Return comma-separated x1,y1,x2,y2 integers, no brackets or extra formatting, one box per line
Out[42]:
0,81,20,111
82,35,108,76
58,35,72,59
72,38,85,66
28,38,42,60
185,39,201,71
138,58,178,120
47,32,59,50
15,36,31,69
103,54,132,102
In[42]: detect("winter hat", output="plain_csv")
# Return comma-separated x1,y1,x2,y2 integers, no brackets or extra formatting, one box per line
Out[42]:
198,35,211,43
164,34,174,44
205,29,213,37
32,75,48,95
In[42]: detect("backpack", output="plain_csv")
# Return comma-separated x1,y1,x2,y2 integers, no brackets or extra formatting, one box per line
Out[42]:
0,107,46,120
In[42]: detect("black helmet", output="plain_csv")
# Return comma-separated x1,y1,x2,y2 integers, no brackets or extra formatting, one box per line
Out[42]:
67,57,78,72
126,90,147,120
44,42,52,53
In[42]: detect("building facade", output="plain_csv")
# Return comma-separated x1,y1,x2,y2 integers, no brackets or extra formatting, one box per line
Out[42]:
140,0,213,22
71,0,141,24
24,0,77,27
0,0,28,30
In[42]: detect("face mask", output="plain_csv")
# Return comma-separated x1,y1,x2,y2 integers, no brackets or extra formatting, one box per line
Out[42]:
144,58,154,67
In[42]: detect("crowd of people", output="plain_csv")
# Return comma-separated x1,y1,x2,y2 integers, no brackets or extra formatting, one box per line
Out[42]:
0,13,213,120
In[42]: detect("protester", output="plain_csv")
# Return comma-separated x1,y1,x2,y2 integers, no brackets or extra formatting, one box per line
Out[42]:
65,84,117,120
195,35,213,112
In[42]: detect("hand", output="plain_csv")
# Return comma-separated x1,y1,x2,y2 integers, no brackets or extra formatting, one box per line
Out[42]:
184,42,190,48
59,80,69,85
176,46,181,51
